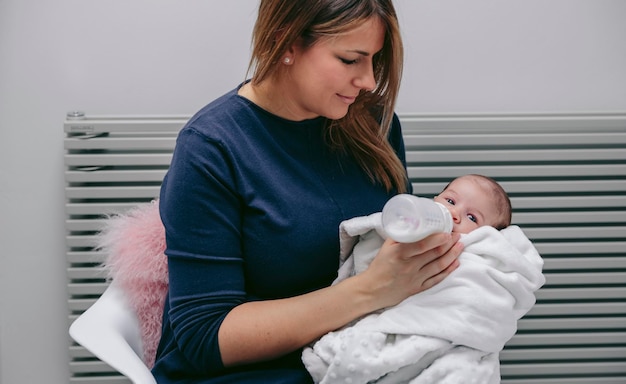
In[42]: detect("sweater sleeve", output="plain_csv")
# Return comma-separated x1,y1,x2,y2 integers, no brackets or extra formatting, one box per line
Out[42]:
159,127,245,374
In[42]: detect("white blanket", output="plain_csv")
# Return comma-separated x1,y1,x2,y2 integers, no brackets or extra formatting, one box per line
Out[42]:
302,213,545,384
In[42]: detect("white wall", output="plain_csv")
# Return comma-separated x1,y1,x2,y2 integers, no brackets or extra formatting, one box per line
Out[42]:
395,0,626,113
0,1,624,383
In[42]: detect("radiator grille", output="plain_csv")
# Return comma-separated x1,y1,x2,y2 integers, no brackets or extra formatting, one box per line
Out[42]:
65,116,186,383
66,113,626,383
402,114,626,383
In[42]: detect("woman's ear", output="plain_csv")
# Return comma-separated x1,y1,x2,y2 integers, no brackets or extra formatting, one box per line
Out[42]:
284,37,305,65
280,43,296,65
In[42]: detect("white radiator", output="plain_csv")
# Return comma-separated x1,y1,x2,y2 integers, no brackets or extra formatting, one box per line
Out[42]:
65,112,626,383
65,115,186,384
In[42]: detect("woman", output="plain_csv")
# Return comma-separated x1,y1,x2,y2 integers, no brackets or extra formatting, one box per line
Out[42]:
153,0,463,382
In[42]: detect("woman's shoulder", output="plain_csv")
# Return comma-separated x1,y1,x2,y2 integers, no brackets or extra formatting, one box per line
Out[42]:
182,87,252,138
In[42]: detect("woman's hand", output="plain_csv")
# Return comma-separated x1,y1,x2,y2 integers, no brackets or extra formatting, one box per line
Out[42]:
356,232,463,310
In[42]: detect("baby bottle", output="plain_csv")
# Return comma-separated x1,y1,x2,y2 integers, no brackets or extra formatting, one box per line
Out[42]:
381,194,453,243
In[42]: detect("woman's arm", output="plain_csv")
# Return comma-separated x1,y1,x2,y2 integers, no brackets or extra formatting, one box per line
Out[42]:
218,234,462,366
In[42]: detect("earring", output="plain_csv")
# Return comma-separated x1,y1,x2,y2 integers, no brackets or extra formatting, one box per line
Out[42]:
283,57,291,64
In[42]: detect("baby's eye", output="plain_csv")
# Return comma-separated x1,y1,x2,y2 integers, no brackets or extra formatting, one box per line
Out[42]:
467,214,478,223
445,198,455,205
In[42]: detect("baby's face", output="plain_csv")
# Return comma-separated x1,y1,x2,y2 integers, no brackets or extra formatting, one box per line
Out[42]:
434,177,500,233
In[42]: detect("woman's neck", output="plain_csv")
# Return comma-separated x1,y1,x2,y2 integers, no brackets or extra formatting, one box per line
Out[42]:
238,79,315,122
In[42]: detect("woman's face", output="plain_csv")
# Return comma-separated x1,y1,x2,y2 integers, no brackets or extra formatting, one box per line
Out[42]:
285,17,385,121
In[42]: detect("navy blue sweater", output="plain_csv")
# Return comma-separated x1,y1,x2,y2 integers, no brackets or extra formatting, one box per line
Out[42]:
153,86,409,383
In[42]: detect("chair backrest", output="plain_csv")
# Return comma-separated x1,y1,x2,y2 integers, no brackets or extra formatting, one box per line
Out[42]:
69,282,157,384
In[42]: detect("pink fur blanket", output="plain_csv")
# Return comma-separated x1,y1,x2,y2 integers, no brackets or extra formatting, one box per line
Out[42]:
98,200,168,368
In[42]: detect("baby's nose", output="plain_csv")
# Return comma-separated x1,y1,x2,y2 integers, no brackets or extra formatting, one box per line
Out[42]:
449,206,461,223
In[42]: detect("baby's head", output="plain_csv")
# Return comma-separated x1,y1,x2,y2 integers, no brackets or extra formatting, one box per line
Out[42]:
434,174,512,233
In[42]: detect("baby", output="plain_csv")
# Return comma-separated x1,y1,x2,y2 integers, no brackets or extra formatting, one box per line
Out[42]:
302,174,545,384
435,173,512,233
346,174,514,278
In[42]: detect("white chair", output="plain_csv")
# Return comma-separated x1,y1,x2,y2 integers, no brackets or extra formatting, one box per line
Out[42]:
69,281,157,384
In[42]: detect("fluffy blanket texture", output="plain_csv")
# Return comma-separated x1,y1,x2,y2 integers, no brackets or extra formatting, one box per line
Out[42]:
302,213,546,384
97,200,167,368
